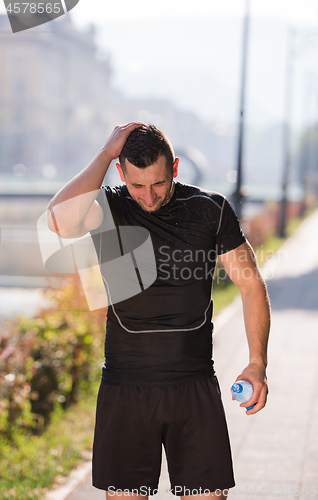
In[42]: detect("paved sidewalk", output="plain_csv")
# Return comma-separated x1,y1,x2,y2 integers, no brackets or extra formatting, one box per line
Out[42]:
50,209,318,500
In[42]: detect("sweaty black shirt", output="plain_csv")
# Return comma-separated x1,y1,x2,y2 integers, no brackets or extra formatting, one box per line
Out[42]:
90,182,246,386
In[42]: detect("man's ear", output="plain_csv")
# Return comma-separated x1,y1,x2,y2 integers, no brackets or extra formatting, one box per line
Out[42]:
116,162,125,182
172,158,179,179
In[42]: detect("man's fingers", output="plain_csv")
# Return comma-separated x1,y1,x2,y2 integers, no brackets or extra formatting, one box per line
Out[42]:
104,122,147,159
126,121,146,128
243,384,268,414
119,121,146,134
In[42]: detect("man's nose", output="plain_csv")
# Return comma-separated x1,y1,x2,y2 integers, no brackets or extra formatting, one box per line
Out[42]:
143,188,157,205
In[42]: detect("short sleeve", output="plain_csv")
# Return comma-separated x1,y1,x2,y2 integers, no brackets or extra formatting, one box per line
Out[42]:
89,185,117,236
96,185,111,220
215,197,246,255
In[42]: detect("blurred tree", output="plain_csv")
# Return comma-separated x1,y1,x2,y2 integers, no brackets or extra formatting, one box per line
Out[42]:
295,125,318,200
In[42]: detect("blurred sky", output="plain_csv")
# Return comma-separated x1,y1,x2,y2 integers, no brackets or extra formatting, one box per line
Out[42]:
1,0,318,129
67,0,318,24
2,0,316,23
72,0,318,130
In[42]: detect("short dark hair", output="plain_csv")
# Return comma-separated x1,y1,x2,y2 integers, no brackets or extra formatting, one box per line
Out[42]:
119,124,175,172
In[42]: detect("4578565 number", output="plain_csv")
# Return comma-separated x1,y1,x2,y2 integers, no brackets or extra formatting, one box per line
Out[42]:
6,3,62,14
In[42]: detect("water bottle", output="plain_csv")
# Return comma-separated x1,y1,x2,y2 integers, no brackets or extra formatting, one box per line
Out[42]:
231,380,256,411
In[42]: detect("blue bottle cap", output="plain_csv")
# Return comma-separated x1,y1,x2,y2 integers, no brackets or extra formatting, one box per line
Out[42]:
232,383,243,394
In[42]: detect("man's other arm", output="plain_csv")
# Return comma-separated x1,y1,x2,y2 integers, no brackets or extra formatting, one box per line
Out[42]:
217,240,270,414
47,122,144,238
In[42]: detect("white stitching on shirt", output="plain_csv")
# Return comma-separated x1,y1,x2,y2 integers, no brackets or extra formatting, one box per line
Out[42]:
216,197,226,236
102,272,211,333
98,186,216,333
175,194,222,209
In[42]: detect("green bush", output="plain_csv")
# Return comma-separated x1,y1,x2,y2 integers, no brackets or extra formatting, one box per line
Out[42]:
0,275,106,438
0,397,92,500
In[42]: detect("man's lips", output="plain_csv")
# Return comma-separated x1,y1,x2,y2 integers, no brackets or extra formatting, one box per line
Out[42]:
139,200,159,207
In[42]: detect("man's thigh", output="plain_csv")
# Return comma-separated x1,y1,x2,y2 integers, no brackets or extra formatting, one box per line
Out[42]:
163,376,235,495
92,383,163,495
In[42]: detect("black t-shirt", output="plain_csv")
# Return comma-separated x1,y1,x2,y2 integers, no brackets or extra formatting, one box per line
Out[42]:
90,182,246,386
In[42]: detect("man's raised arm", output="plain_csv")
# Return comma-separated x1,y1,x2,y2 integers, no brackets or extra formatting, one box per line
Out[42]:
47,122,144,238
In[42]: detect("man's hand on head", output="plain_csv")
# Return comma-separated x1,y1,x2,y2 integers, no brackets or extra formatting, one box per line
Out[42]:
101,122,146,161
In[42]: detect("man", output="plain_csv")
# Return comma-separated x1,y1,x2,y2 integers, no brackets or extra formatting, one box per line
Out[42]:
47,122,270,500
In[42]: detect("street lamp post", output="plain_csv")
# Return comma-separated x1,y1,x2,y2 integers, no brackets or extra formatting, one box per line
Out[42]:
277,27,296,238
232,0,250,221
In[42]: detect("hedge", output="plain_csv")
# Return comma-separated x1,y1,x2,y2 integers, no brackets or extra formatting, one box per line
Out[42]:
0,275,107,439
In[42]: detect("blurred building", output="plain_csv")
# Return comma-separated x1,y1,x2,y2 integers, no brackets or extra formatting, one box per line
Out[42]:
0,13,286,196
0,14,115,181
0,13,239,189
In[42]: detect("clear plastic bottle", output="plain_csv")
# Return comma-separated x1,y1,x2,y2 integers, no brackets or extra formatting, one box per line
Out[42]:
231,380,256,411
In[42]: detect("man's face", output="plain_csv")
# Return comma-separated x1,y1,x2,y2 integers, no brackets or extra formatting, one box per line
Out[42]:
116,155,179,213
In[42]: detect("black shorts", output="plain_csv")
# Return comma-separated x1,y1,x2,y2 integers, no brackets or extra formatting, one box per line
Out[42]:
92,376,235,496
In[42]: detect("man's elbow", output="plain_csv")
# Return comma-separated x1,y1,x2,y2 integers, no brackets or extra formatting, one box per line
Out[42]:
46,207,83,238
239,273,269,301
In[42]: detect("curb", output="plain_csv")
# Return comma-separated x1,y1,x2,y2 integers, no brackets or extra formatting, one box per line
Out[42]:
45,461,92,500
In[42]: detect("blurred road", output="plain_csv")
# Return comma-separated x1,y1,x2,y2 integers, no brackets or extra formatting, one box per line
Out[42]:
48,208,318,500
